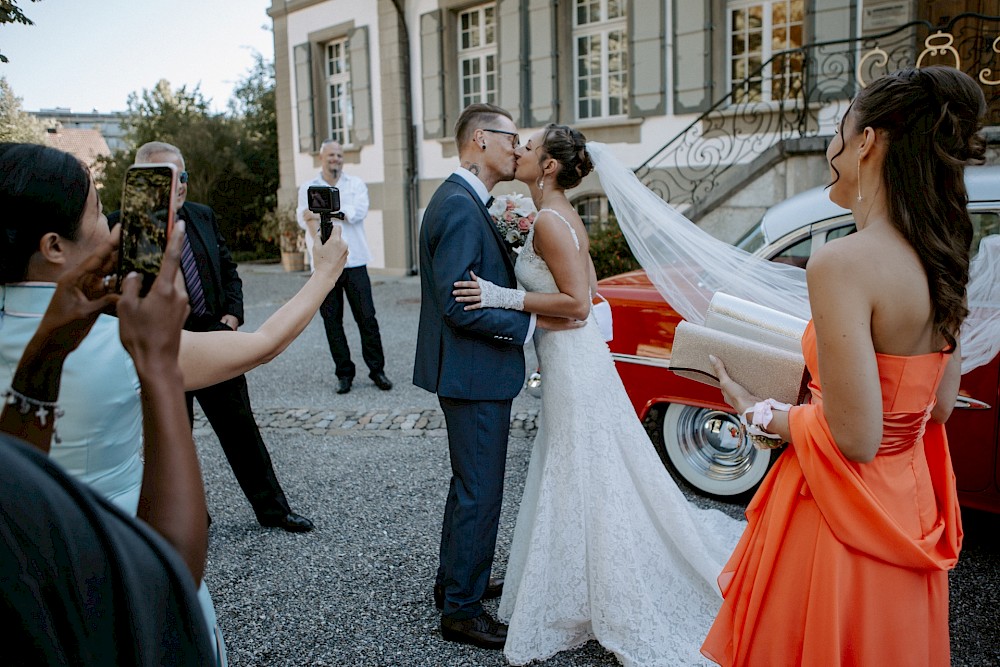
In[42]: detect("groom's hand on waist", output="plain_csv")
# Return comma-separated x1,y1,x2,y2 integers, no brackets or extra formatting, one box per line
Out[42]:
536,315,586,331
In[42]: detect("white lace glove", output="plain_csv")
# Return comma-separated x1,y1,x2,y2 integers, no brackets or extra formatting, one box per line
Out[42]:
476,276,525,311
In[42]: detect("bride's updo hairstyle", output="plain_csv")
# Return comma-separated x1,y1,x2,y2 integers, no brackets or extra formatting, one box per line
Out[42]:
540,124,594,190
844,66,986,351
0,143,92,283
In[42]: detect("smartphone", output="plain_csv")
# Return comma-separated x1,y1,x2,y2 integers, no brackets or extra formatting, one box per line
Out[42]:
117,163,178,295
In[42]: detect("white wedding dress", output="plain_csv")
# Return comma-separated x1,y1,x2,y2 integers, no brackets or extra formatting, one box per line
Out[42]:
498,211,746,667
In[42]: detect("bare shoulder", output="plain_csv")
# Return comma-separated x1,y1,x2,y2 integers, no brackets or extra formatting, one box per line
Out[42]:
533,207,589,252
807,232,878,286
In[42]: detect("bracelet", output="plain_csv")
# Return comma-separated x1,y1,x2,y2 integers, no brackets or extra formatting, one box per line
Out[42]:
739,398,792,450
4,387,65,441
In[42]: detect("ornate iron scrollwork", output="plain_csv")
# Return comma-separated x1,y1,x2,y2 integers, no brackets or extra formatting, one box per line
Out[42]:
981,36,1000,86
636,12,1000,218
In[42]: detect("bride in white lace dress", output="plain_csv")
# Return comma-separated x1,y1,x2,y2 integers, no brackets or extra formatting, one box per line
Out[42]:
453,125,746,666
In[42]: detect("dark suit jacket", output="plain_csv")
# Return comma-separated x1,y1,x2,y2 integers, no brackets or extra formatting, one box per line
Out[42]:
109,202,244,330
413,175,531,400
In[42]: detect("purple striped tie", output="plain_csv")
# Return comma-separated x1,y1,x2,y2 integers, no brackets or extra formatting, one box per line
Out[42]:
180,235,208,317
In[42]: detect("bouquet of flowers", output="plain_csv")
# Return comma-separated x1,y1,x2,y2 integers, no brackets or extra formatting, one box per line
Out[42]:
489,193,537,252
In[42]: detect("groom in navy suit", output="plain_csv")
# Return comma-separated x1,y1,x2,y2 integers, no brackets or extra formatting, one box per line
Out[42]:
414,104,577,649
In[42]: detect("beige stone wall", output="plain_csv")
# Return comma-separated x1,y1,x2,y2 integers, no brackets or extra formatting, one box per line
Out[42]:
698,154,832,243
377,0,413,275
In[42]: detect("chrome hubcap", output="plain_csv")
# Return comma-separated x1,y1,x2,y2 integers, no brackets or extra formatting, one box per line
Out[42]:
675,407,758,483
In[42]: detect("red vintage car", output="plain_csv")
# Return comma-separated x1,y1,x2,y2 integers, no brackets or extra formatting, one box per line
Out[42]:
599,165,1000,512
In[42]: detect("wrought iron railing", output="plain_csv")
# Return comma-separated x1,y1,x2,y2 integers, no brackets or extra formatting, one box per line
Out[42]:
635,12,1000,217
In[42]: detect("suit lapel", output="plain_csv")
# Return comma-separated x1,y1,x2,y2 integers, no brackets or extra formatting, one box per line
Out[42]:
447,176,516,280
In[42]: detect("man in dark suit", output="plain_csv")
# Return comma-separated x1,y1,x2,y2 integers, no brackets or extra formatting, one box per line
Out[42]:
413,104,579,649
110,141,313,533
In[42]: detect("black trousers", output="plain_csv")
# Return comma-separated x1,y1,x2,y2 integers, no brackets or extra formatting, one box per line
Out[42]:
186,364,291,521
319,265,386,380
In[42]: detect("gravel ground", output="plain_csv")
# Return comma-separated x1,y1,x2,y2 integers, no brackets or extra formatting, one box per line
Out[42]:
196,263,1000,667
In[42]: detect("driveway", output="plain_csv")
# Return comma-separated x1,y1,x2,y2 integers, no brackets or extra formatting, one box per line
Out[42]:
196,263,1000,667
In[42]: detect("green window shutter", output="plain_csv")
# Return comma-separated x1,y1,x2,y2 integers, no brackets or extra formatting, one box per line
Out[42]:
527,0,556,126
673,0,713,114
630,0,666,117
347,26,373,146
497,0,523,125
421,10,446,139
294,42,315,153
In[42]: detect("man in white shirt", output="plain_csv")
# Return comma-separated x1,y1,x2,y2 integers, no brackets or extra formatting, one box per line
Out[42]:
296,140,391,394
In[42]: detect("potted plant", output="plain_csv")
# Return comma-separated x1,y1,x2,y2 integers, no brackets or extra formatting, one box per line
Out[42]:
261,205,304,272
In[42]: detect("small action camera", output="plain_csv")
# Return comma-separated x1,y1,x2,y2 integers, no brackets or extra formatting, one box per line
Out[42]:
307,185,340,215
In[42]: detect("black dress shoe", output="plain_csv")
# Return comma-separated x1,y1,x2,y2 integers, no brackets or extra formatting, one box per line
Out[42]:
336,377,352,394
258,512,315,533
441,611,507,650
371,371,393,391
434,577,504,610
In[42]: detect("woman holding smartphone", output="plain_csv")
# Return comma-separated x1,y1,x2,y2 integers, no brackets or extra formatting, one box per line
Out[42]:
0,142,348,664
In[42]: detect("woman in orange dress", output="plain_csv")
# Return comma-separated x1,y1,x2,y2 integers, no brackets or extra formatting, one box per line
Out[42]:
700,66,986,666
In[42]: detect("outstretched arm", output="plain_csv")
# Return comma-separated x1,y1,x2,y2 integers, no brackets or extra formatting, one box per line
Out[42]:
177,225,348,391
119,222,208,584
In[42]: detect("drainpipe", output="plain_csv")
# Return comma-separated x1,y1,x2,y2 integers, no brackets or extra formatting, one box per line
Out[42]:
391,0,420,275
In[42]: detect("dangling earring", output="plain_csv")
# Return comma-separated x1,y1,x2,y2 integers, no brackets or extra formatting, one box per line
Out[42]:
537,178,544,192
481,142,487,150
856,156,863,202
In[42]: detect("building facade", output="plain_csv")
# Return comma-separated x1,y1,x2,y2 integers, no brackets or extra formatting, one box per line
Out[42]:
32,108,129,153
267,0,1000,274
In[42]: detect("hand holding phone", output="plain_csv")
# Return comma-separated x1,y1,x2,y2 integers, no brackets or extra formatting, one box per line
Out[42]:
117,163,178,295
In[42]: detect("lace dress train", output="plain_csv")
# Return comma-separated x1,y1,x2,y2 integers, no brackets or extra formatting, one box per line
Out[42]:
498,214,745,666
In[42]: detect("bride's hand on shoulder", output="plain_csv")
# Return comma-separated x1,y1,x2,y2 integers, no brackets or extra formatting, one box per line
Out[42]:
453,270,484,310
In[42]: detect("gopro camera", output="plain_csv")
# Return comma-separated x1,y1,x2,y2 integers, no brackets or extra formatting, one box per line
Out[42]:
307,185,340,215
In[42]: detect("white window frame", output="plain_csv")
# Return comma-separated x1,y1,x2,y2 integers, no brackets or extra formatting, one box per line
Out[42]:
726,0,805,104
325,38,352,146
573,0,629,121
457,4,498,109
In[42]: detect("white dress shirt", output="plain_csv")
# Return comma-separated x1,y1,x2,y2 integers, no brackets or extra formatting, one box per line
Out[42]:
296,171,371,270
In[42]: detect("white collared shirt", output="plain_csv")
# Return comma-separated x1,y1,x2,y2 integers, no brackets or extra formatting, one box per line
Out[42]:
296,171,371,269
452,167,491,206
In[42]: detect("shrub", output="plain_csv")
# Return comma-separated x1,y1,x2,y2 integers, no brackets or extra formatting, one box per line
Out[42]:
589,221,640,279
260,204,302,253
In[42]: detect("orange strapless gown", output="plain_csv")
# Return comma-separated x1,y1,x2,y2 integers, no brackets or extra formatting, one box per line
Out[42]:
701,321,962,666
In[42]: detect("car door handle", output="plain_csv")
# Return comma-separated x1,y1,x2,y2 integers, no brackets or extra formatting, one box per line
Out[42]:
955,395,992,410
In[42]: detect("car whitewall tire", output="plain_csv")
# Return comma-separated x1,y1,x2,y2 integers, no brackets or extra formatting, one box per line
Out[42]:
659,403,776,497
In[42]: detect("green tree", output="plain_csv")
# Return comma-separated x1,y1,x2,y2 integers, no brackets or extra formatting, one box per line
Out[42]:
1,0,41,63
0,76,44,142
220,52,280,253
97,79,237,215
97,64,280,257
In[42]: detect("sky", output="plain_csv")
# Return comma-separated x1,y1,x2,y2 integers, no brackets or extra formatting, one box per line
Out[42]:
1,0,275,114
